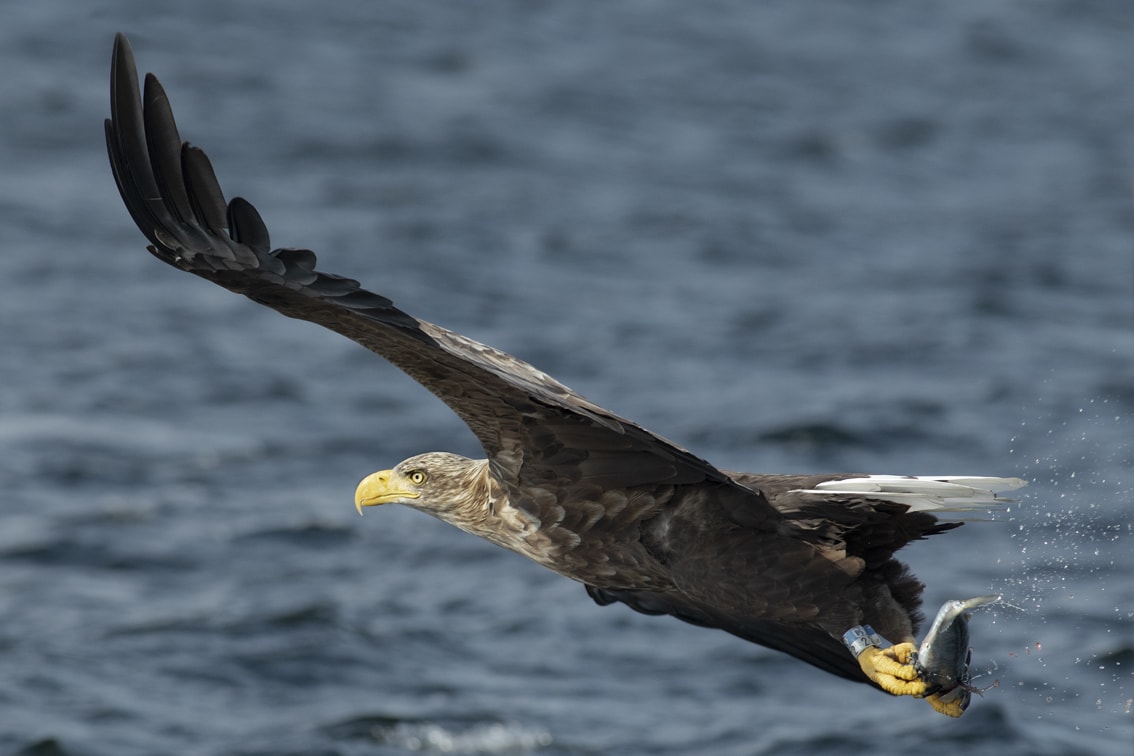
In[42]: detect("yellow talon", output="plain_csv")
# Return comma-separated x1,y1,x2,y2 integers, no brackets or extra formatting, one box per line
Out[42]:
858,644,973,716
857,643,928,698
925,690,967,718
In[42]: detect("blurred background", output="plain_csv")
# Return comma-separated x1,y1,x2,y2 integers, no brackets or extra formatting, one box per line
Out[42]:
1,1,1131,754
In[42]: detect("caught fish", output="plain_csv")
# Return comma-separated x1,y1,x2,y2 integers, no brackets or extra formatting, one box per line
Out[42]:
915,595,1000,712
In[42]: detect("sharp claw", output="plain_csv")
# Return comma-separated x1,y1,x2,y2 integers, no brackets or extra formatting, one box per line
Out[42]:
887,642,917,665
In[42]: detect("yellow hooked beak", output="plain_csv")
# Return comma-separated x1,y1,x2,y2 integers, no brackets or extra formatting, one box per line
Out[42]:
354,469,421,515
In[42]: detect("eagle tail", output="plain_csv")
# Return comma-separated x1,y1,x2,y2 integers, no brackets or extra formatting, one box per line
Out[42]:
792,475,1026,513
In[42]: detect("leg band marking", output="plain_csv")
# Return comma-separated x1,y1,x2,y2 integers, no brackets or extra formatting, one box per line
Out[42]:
843,624,884,657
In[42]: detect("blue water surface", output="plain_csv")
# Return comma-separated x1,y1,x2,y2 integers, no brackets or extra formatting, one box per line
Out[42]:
1,2,1131,754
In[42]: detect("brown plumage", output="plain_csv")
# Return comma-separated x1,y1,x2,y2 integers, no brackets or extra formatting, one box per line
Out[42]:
105,33,1024,705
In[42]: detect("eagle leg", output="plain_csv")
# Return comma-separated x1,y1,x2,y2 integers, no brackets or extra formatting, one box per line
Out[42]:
846,626,965,716
856,643,928,698
924,690,967,718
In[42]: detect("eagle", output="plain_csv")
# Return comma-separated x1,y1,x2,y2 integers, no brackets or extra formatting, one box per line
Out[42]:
105,33,1023,717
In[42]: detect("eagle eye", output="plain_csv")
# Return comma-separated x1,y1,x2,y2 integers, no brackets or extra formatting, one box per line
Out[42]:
407,470,427,485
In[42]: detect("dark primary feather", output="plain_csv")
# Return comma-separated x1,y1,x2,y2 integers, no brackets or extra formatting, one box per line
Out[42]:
106,33,973,688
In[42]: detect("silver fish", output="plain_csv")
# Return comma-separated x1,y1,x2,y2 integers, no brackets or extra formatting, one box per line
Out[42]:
915,595,1000,711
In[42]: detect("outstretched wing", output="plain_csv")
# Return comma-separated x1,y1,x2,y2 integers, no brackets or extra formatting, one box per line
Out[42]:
104,33,757,500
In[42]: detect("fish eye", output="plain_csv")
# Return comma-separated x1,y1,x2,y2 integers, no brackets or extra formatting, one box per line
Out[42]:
407,470,427,485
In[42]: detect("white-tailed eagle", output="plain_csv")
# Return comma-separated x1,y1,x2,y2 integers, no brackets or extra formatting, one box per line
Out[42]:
105,33,1023,717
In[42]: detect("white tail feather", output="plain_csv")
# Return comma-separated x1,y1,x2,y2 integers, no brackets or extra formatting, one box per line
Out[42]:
793,475,1027,512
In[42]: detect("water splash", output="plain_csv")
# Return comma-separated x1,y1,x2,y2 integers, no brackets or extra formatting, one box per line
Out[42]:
992,396,1133,723
371,720,554,753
